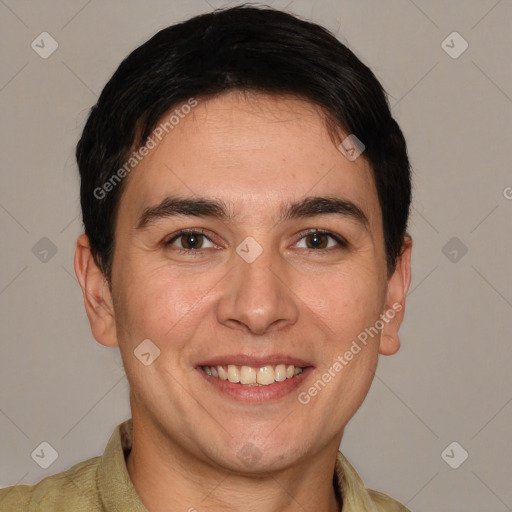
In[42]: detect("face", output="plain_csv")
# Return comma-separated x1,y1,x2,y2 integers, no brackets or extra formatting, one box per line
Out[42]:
79,90,410,473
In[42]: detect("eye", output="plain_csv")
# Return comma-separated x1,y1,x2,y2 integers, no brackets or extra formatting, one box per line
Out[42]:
163,228,348,254
164,229,216,251
295,229,348,250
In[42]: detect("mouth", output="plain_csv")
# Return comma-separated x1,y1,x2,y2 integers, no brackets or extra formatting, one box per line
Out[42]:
196,355,314,402
200,363,304,386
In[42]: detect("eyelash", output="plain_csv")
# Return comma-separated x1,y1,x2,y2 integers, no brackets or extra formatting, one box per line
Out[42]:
163,228,348,255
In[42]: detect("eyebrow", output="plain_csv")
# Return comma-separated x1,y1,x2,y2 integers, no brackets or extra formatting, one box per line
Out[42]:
135,195,370,231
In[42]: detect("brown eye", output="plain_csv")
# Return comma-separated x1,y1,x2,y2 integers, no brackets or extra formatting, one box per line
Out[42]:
165,230,215,250
179,232,204,249
305,232,329,249
295,230,348,250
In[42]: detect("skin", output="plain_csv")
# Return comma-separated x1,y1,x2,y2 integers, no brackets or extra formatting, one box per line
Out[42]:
75,90,412,512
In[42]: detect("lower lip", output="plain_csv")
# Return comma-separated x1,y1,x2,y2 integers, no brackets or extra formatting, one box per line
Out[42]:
197,367,314,402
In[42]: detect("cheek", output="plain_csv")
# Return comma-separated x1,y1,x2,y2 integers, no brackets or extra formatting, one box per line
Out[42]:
311,264,384,340
306,268,382,412
115,262,217,348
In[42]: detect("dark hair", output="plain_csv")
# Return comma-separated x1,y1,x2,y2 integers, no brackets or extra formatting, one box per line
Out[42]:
76,4,411,283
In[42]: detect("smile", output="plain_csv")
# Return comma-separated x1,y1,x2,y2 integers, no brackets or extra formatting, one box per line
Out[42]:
201,364,304,386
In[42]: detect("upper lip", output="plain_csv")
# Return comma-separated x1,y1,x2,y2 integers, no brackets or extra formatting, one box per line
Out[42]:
196,354,313,368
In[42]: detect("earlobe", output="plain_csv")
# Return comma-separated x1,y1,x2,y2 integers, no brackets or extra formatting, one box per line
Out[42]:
74,233,118,347
378,317,401,355
378,235,412,356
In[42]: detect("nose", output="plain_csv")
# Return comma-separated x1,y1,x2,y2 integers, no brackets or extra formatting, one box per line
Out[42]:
216,243,300,335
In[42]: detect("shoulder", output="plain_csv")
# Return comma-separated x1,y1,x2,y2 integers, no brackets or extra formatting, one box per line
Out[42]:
0,454,102,512
367,488,412,511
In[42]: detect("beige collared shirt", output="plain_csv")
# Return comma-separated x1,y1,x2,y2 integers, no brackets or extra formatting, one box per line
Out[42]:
0,418,410,511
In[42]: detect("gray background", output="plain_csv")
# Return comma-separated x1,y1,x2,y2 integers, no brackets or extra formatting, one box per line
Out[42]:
0,0,511,510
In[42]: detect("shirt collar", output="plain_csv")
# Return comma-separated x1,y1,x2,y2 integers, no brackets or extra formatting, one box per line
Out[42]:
97,418,147,512
334,451,379,512
97,418,378,512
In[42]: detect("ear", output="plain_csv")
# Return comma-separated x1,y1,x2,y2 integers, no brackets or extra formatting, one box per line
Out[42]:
378,234,412,356
74,233,118,347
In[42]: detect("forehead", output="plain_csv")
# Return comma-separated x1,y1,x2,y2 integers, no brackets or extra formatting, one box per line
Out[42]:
119,91,381,228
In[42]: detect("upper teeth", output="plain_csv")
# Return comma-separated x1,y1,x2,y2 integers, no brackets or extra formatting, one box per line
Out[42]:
202,364,303,386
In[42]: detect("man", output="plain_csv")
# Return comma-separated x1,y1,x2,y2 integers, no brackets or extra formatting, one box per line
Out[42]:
0,5,412,511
